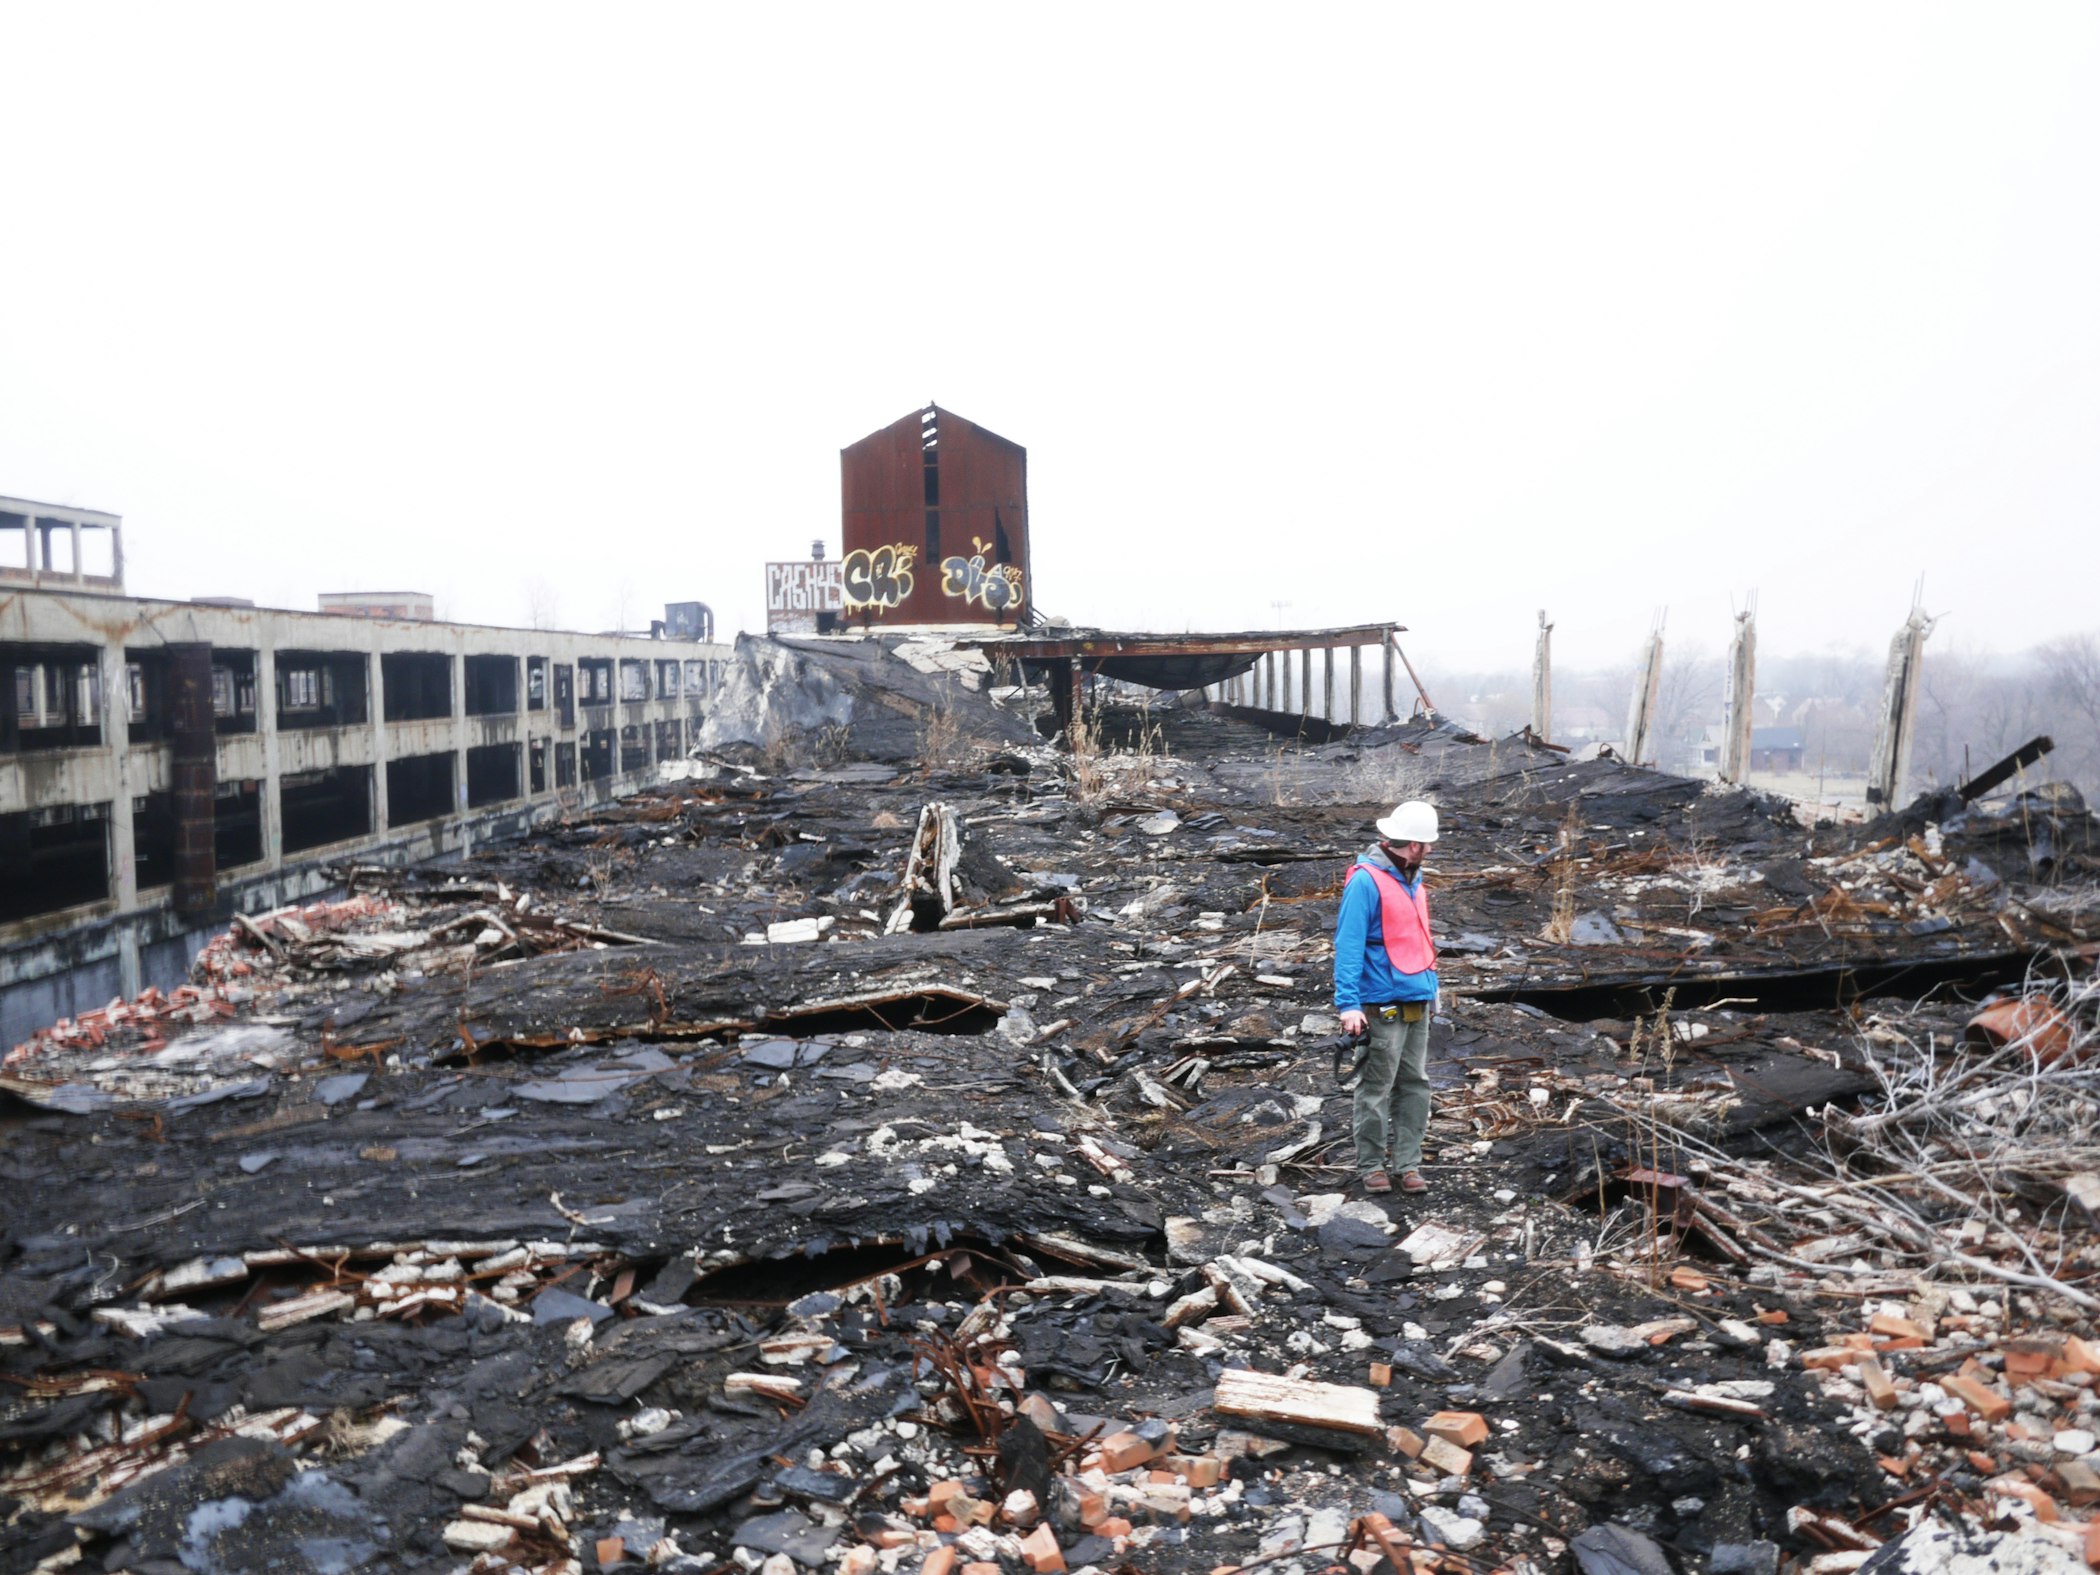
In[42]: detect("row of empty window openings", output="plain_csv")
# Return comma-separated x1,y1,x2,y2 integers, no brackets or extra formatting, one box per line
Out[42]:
4,650,724,753
0,723,693,924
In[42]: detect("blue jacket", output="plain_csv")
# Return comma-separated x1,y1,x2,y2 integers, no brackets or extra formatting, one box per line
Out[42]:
1333,844,1438,1010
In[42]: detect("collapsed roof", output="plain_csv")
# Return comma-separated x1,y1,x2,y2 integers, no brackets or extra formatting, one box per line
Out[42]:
3,636,2098,1575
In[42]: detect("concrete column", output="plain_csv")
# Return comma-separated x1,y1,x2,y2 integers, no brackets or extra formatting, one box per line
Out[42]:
1720,609,1755,785
69,522,83,585
1264,654,1276,711
1323,649,1334,724
1383,632,1398,723
450,646,468,820
257,643,283,867
1868,608,1937,807
1625,631,1664,768
369,650,390,830
1349,646,1362,727
24,514,39,577
1532,611,1553,744
98,638,138,921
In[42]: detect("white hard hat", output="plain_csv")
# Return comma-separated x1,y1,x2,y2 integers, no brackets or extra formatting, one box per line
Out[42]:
1376,800,1440,844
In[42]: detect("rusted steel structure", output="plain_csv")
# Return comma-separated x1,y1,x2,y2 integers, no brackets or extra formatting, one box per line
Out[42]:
955,623,1405,740
840,405,1030,628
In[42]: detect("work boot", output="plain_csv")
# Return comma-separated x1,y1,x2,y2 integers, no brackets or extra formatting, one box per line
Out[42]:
1363,1169,1392,1194
1399,1171,1428,1194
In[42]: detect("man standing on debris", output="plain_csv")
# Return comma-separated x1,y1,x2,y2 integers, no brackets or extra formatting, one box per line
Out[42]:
1334,801,1440,1195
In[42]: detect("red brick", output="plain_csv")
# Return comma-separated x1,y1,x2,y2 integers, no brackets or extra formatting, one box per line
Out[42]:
1423,1411,1490,1449
1096,1431,1158,1473
1020,1524,1066,1574
1857,1355,1899,1411
1945,1374,2014,1423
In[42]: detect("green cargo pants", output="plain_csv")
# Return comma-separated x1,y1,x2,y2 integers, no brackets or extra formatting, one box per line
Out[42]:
1352,1003,1431,1175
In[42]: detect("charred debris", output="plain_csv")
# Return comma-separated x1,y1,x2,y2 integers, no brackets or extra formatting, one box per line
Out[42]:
6,633,2100,1575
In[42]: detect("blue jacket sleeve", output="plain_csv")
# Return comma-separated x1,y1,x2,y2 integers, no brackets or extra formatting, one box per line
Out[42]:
1333,871,1375,1012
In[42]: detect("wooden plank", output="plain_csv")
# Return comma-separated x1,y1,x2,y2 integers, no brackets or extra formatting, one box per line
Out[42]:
1212,1367,1383,1438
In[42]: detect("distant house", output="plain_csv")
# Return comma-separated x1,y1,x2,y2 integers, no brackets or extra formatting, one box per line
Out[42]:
1750,726,1805,772
1700,724,1808,773
1553,703,1616,743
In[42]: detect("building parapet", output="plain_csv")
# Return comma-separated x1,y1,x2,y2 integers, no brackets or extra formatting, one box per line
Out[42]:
0,496,124,593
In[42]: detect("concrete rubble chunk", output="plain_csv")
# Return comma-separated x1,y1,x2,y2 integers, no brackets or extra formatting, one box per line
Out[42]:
1571,1522,1675,1575
1417,1504,1485,1551
1580,1324,1651,1359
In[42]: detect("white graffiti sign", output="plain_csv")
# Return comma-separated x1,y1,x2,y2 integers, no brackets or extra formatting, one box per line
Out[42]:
765,561,844,614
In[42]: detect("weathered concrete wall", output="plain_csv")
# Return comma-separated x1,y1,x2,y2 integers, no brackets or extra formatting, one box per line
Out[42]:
2,585,734,1045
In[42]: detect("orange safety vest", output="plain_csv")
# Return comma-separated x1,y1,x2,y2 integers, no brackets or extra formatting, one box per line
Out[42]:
1350,863,1437,974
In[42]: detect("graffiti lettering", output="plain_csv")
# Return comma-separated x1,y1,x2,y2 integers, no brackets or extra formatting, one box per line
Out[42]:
938,537,1025,614
766,561,844,614
841,544,916,612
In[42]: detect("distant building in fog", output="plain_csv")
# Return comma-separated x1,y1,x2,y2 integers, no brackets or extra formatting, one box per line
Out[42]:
320,591,435,621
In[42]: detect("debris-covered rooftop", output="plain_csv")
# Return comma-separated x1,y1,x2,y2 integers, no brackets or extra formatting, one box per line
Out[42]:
5,633,2099,1575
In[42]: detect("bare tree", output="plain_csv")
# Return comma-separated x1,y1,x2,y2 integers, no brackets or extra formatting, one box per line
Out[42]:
1913,644,1984,791
1649,642,1721,773
2038,632,2100,789
523,578,562,632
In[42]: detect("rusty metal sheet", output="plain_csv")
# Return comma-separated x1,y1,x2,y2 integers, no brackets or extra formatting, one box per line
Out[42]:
921,408,1027,625
839,405,1028,628
839,408,930,623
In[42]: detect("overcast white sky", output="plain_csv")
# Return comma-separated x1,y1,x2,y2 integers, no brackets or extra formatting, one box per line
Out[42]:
2,5,2094,672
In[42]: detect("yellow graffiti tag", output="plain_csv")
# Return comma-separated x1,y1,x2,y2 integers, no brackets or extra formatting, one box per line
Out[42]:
938,537,1025,613
841,544,917,612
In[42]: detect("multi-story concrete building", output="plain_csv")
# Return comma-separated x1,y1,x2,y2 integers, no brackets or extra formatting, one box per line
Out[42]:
2,578,729,1046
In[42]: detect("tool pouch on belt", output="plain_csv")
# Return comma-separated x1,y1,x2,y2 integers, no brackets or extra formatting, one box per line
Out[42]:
1375,1003,1427,1024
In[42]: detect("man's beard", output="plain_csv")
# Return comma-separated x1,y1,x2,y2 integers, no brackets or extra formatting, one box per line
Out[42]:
1383,841,1423,876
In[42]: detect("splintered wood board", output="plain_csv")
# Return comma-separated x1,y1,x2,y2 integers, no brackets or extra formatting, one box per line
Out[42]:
1213,1368,1383,1437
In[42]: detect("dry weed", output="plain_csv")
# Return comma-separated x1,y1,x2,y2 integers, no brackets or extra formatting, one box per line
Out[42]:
919,691,969,777
1542,801,1581,944
1065,698,1169,807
